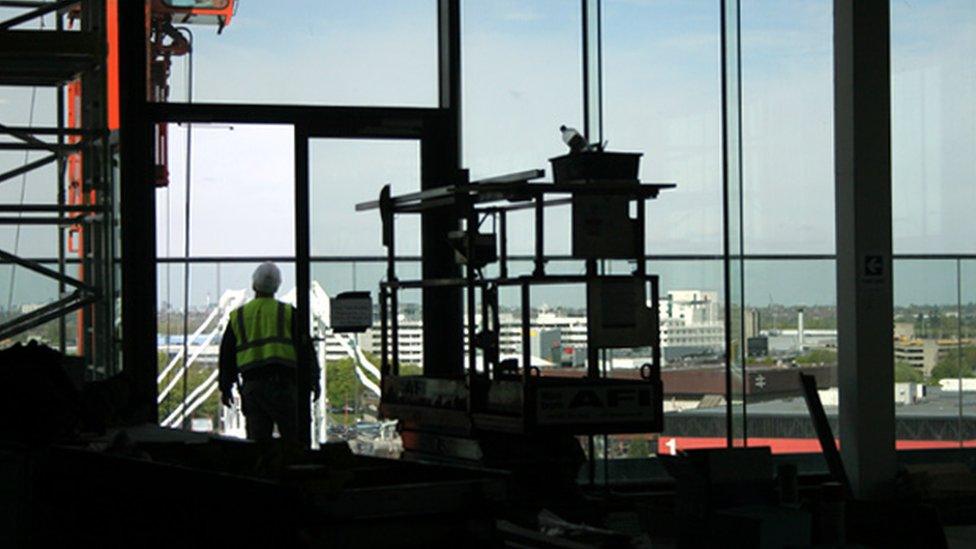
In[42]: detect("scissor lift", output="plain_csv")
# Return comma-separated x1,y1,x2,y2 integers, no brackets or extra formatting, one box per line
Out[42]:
359,157,675,472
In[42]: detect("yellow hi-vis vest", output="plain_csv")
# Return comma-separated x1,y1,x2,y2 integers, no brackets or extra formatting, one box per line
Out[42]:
229,298,297,372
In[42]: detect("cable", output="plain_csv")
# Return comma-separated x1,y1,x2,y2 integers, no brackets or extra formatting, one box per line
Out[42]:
178,27,194,429
6,86,37,312
7,15,44,312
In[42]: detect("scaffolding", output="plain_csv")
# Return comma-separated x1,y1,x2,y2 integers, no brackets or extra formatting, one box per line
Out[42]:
0,0,118,377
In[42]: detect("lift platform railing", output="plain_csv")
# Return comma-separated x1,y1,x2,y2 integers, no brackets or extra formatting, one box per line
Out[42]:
358,168,675,437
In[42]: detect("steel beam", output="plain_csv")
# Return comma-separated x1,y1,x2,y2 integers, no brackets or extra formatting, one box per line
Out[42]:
0,30,101,86
0,249,96,293
294,125,312,445
0,204,102,212
0,142,83,152
0,126,95,136
0,0,78,30
0,154,57,184
147,102,442,139
0,216,94,225
419,0,463,378
0,291,97,341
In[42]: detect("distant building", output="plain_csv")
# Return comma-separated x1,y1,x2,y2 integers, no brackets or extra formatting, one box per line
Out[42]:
939,378,976,392
351,290,727,367
747,336,769,357
529,328,561,365
894,322,915,339
894,338,941,376
664,290,720,325
659,290,724,361
745,309,761,340
764,329,837,355
173,289,729,369
892,337,976,378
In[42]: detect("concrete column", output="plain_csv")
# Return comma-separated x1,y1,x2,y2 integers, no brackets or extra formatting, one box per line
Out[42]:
834,0,896,499
118,0,158,423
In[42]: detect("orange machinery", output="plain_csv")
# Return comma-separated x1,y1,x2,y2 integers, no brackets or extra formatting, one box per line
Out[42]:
65,0,235,356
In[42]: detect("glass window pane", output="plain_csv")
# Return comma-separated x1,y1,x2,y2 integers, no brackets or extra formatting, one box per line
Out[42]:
155,261,297,436
743,259,835,459
161,1,438,106
157,124,295,259
961,260,976,449
893,259,965,450
740,0,834,254
309,139,421,257
891,1,976,253
603,0,722,254
462,1,582,256
654,259,728,455
462,0,582,179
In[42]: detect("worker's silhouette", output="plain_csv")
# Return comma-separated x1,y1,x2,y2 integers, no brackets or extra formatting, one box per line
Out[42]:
218,262,320,442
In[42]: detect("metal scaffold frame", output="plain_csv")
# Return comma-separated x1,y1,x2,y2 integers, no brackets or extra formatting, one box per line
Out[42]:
0,0,118,377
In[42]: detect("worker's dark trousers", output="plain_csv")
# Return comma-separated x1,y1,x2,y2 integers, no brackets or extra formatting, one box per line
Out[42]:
241,376,297,442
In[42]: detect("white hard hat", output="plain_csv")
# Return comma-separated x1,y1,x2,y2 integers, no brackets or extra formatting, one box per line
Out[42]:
252,262,282,294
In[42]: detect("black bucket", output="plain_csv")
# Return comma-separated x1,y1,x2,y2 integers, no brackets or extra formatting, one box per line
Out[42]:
550,151,642,183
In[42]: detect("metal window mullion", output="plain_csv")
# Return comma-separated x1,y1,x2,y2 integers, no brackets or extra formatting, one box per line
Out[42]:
582,0,603,144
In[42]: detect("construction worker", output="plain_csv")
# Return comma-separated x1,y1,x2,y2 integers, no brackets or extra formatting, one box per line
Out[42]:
218,262,320,442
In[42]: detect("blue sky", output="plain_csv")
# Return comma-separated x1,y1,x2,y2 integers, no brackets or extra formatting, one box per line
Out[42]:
1,1,975,310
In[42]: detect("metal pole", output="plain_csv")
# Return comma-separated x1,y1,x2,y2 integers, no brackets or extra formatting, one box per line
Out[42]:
294,126,312,446
958,259,963,449
585,259,599,378
466,201,477,381
380,286,389,377
520,281,531,411
499,210,508,279
295,125,314,446
179,123,193,430
719,0,734,448
55,10,67,355
582,0,603,144
533,196,545,277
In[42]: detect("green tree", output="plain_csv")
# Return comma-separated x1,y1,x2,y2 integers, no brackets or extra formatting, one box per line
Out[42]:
399,363,422,376
627,438,652,459
930,347,976,381
326,357,359,408
324,352,420,406
794,349,837,365
894,360,924,383
157,351,220,423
